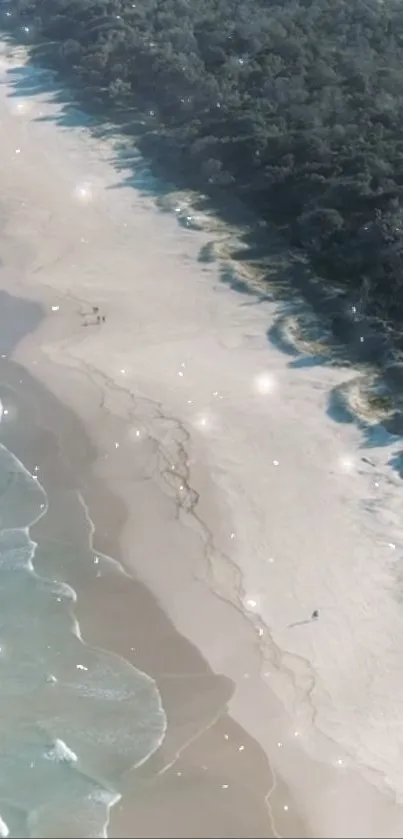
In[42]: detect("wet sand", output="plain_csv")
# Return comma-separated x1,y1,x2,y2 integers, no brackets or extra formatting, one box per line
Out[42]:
0,293,301,838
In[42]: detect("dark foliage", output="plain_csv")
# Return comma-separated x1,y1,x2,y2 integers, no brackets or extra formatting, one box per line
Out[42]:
6,0,403,327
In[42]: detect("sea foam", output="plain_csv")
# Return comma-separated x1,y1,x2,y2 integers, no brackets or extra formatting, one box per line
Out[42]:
46,738,78,764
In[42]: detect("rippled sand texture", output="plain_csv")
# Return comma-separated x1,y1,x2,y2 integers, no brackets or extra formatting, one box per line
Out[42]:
1,40,403,838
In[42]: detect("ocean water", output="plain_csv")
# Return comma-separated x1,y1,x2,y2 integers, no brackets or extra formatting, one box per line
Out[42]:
0,400,167,838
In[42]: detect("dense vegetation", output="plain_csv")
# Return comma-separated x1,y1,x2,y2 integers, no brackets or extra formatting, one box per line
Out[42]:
6,0,403,346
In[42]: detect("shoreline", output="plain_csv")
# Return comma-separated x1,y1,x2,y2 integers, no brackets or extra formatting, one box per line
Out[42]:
2,40,403,837
0,302,287,838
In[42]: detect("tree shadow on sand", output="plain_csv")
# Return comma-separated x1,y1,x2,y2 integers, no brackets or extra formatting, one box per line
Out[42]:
6,31,403,482
4,43,174,200
209,221,403,479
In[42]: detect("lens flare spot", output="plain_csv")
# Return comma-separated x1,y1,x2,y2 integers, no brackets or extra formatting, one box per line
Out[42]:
11,99,31,116
338,454,355,473
193,412,214,432
73,182,93,203
253,371,277,395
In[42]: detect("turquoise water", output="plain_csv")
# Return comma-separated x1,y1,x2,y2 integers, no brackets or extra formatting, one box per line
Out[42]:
0,418,167,837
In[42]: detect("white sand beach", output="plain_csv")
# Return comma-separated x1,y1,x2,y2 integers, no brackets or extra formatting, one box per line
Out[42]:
1,42,403,837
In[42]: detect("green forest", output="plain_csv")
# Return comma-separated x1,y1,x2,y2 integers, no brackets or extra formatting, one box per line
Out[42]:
5,0,403,351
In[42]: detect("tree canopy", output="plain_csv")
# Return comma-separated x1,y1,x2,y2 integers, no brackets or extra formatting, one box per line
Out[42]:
7,0,403,334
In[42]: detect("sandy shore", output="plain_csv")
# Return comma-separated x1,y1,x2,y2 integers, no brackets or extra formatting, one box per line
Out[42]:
0,326,284,838
1,41,403,837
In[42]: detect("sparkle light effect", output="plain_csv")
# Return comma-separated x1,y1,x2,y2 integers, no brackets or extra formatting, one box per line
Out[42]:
244,594,260,612
10,99,31,116
129,426,143,443
338,454,355,473
192,411,214,432
73,182,93,203
253,371,277,395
